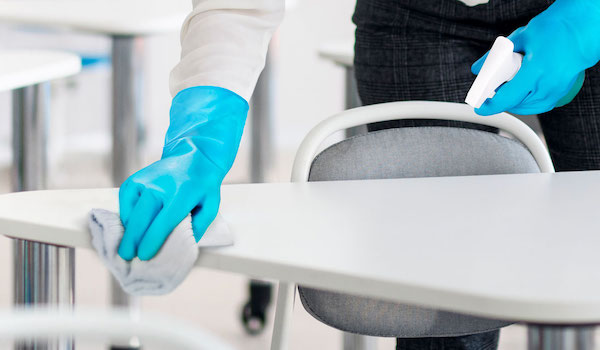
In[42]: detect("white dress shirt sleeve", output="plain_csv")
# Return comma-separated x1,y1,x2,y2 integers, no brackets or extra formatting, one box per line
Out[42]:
169,0,285,101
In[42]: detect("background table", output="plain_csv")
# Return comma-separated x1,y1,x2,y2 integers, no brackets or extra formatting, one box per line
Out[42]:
0,49,81,350
1,171,600,349
0,50,81,92
0,0,276,190
0,0,190,183
319,41,358,110
0,4,190,348
319,41,364,145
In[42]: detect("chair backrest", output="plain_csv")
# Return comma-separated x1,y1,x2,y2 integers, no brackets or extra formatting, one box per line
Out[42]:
0,307,235,350
294,101,553,338
292,101,554,183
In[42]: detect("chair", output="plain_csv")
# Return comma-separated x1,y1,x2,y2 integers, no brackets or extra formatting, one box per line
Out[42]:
270,101,554,349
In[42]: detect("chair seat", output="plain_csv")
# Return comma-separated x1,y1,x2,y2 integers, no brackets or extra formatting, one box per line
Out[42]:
309,127,540,181
299,287,512,338
299,126,538,337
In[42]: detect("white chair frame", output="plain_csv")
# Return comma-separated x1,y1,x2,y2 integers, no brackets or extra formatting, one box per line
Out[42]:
0,307,235,350
270,101,554,350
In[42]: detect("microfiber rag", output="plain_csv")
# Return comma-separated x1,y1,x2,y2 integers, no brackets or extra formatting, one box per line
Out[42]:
88,208,233,296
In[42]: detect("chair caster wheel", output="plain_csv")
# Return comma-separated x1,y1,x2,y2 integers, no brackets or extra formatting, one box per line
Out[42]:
242,301,267,335
241,280,272,335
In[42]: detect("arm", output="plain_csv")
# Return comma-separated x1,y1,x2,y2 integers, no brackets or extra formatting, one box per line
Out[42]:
170,0,284,100
118,0,284,261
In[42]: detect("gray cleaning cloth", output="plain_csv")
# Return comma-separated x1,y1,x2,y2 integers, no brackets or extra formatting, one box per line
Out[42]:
88,209,233,296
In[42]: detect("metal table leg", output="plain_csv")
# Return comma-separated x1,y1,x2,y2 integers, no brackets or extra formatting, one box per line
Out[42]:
242,280,272,335
12,84,48,191
111,35,143,184
13,239,75,350
528,325,595,350
344,67,362,110
109,35,144,350
249,47,274,183
244,49,275,335
270,282,295,350
12,84,75,350
343,67,365,138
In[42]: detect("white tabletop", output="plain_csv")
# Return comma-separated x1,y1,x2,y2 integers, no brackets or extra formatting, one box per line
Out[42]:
1,172,600,324
319,41,354,67
0,0,191,36
0,50,81,92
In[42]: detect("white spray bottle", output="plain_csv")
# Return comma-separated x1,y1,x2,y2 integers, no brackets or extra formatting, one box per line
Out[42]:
465,36,522,109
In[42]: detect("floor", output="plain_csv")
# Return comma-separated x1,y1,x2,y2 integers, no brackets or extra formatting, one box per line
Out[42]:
0,147,535,350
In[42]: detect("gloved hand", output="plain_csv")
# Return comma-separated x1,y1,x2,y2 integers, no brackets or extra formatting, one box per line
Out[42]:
118,86,248,261
471,0,600,116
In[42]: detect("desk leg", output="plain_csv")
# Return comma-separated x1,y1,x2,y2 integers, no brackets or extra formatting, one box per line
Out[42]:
527,325,595,350
111,35,142,185
11,84,48,191
344,67,361,110
244,47,276,335
343,67,365,138
270,282,296,350
110,35,143,350
13,240,75,350
249,47,274,183
12,84,75,350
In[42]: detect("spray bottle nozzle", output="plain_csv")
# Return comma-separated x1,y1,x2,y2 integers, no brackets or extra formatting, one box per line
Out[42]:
465,36,523,109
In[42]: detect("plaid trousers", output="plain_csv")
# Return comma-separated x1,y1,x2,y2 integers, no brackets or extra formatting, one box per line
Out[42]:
353,0,600,349
354,0,600,172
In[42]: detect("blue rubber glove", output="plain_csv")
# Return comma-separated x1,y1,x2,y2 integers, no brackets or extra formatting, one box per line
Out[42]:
471,0,600,116
118,86,248,261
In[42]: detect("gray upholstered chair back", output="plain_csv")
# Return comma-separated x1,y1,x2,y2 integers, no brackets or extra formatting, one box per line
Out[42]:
298,126,540,337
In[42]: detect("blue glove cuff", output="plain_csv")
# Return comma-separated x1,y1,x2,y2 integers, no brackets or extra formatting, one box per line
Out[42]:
166,86,249,146
545,0,600,67
163,86,249,172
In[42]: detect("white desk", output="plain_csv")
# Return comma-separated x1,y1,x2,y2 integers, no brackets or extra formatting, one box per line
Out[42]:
0,50,81,92
319,42,354,68
1,171,600,349
0,0,190,36
0,0,191,185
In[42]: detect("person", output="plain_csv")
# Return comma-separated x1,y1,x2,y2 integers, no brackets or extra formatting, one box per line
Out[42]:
116,0,600,348
116,1,284,262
